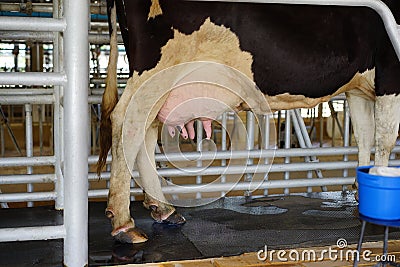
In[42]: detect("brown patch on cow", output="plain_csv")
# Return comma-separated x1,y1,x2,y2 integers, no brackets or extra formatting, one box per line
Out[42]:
148,0,162,20
264,69,375,111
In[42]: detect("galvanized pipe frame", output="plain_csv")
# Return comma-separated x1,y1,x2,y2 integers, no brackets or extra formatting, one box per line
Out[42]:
88,146,400,164
0,31,123,44
0,2,106,15
0,0,89,265
0,0,399,266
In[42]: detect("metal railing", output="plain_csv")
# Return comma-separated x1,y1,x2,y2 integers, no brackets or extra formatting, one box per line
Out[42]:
0,0,89,266
0,0,399,266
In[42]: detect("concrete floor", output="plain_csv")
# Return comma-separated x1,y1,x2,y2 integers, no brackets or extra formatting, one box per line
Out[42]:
0,192,399,266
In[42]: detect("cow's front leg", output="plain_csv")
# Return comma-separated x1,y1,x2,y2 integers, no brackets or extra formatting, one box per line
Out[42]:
136,121,186,225
106,109,148,244
374,94,400,166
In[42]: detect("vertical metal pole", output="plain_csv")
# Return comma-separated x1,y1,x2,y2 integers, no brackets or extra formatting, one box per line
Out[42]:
0,121,4,156
284,110,291,195
245,111,255,197
354,220,366,267
196,120,203,199
318,103,323,147
39,105,44,155
263,114,270,196
290,110,312,193
63,0,89,265
25,104,34,207
54,0,64,210
342,100,350,191
220,112,227,197
293,109,327,192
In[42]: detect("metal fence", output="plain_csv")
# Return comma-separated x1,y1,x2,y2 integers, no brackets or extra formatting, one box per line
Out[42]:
0,0,399,266
0,0,89,266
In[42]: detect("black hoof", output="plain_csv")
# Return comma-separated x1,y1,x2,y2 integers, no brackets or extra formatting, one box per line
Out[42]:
162,211,186,225
113,227,148,244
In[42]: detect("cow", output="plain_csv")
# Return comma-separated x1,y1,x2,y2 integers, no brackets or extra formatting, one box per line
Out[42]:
97,0,400,243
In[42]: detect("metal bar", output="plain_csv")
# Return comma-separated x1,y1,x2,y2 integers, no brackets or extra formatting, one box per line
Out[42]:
293,109,327,191
342,100,351,191
63,0,89,264
88,145,400,164
115,159,400,179
0,174,55,185
196,120,203,199
0,89,55,95
0,191,56,202
0,16,66,32
319,104,323,147
0,95,54,105
0,156,55,167
245,111,255,197
0,225,65,242
0,2,107,15
53,0,64,210
290,110,313,193
0,72,66,86
191,0,400,60
88,177,356,197
25,104,34,207
220,112,227,197
354,220,366,267
0,121,4,156
284,110,291,195
0,31,123,44
91,78,128,85
262,114,270,196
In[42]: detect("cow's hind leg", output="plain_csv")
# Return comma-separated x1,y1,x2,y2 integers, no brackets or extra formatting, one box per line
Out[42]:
346,91,375,167
374,94,400,166
136,121,186,225
106,106,148,244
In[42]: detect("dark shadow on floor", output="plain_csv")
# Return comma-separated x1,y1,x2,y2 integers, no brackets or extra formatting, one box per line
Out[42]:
0,192,399,266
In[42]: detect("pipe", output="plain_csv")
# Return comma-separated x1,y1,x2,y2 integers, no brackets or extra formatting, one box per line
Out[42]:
0,156,55,167
25,104,34,207
0,16,66,32
0,31,123,44
196,119,203,199
342,100,351,191
0,72,66,86
0,174,55,185
87,145,400,164
88,177,357,197
284,110,291,194
220,112,227,197
63,0,89,264
0,2,107,15
0,95,54,105
53,0,64,210
0,89,54,95
262,114,271,196
0,191,56,202
0,225,65,242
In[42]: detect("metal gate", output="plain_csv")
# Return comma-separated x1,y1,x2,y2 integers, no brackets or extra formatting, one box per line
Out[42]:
0,0,399,266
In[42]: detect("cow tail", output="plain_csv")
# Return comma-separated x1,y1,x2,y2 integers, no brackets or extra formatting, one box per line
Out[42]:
97,1,118,177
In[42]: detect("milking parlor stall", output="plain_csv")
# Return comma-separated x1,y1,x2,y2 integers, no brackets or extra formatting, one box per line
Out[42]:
1,0,400,266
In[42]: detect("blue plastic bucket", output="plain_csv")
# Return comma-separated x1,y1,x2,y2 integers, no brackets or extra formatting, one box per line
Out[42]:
357,166,400,220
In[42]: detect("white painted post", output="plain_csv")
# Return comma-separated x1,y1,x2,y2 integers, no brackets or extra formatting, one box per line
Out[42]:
63,0,89,265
